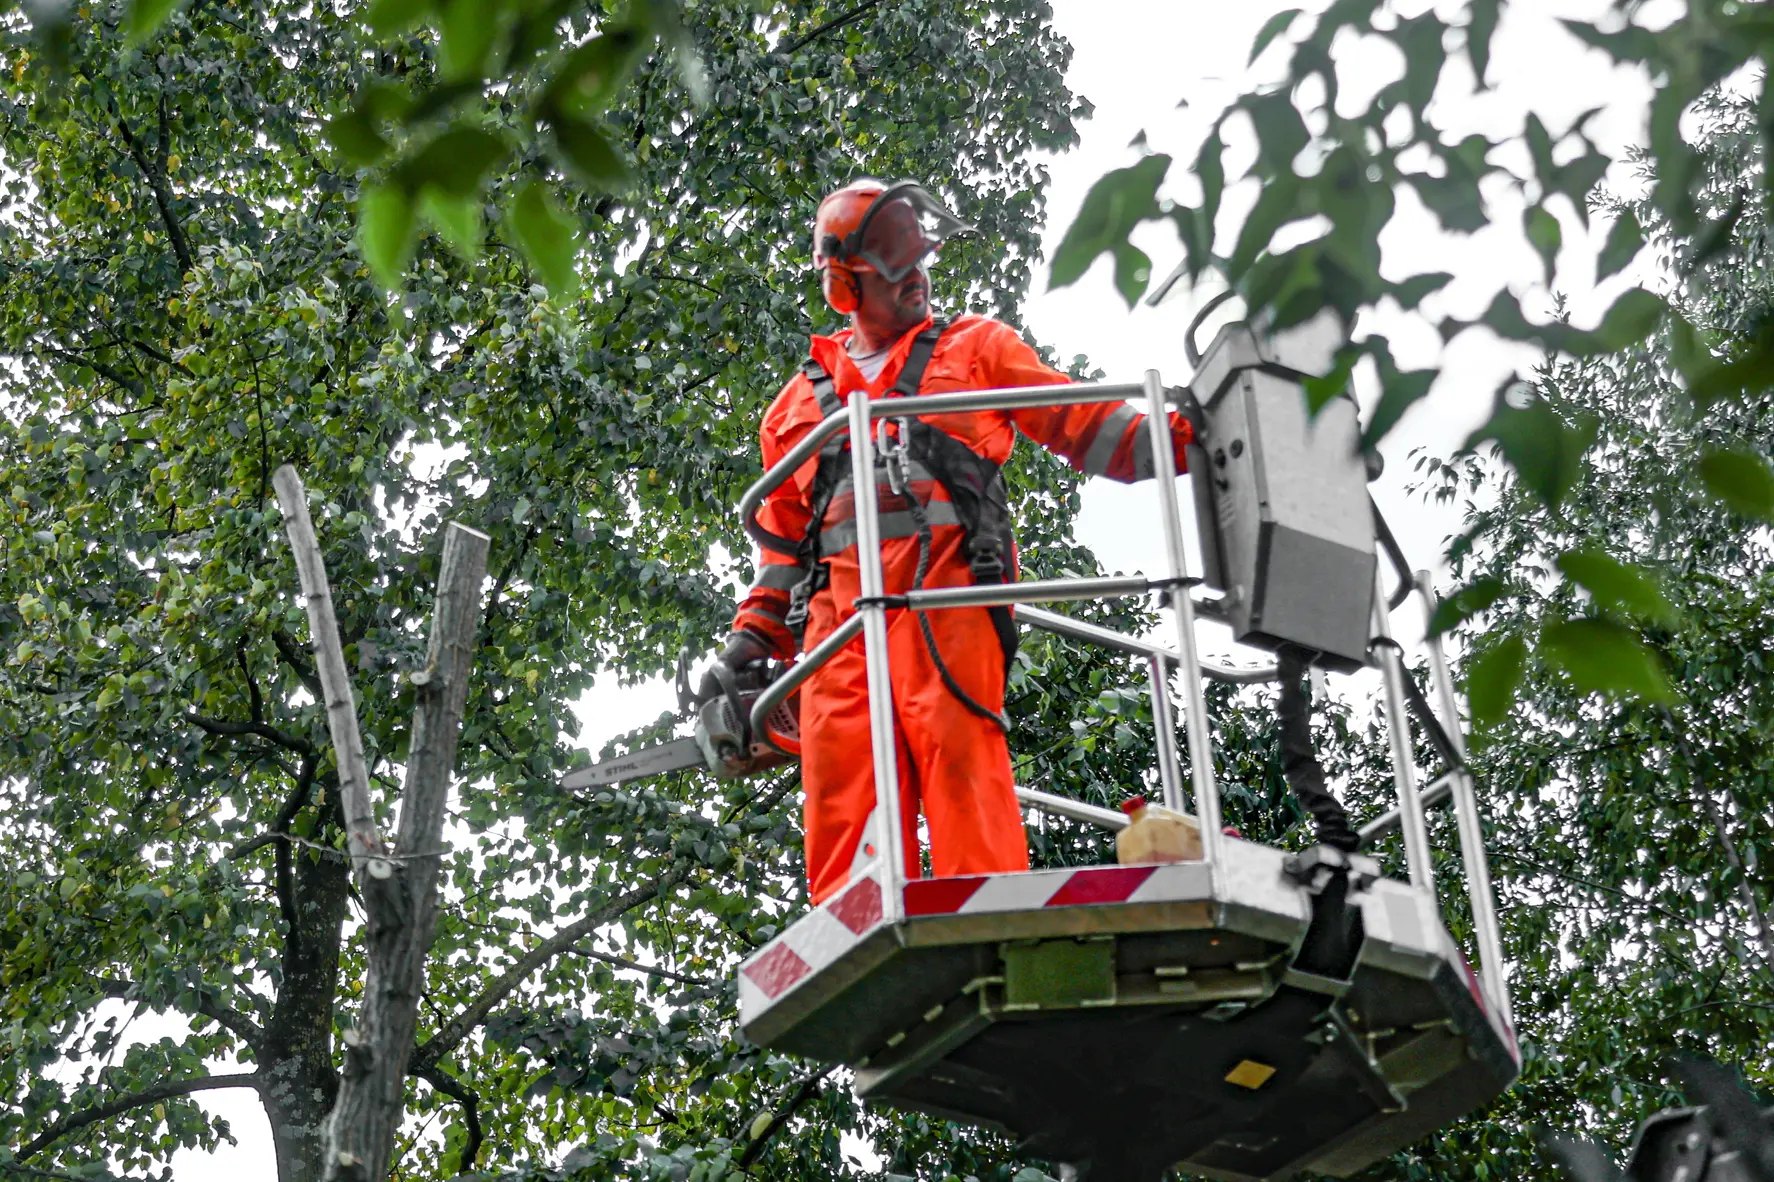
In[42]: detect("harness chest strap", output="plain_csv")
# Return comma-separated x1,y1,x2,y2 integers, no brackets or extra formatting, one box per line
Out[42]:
783,319,952,630
783,320,1020,678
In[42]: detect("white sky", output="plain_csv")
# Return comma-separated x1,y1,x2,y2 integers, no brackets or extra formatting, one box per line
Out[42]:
161,0,1667,1174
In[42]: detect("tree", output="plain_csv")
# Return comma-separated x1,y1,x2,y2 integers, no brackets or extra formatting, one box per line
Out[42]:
1048,0,1774,712
1341,89,1774,1180
0,2,1113,1178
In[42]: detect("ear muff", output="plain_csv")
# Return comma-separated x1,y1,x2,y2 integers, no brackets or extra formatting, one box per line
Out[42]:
822,260,860,315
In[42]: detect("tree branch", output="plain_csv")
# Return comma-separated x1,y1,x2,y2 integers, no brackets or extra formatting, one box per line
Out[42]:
38,345,146,399
190,713,315,756
572,947,713,988
411,868,687,1072
228,754,320,861
272,628,324,700
323,520,489,1182
416,1066,484,1174
99,978,264,1053
736,1065,835,1169
16,1072,259,1161
272,465,383,876
776,0,884,55
1701,791,1774,972
113,116,194,273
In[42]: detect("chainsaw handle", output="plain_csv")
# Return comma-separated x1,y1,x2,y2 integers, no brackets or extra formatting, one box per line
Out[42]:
706,658,753,757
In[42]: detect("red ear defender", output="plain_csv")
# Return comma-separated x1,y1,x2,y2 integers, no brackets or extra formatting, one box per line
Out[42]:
823,260,860,315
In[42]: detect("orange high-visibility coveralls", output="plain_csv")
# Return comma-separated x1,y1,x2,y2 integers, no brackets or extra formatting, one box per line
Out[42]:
734,314,1193,905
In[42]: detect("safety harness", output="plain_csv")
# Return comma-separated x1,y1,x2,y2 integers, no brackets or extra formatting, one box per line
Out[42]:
782,319,1019,727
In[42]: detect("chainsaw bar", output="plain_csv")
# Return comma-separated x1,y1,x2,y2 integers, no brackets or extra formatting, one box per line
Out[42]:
562,737,705,790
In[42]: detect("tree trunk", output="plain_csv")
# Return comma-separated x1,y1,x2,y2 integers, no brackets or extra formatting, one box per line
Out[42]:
259,843,351,1182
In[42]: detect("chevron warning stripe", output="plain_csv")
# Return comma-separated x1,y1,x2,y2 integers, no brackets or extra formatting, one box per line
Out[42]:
904,863,1162,916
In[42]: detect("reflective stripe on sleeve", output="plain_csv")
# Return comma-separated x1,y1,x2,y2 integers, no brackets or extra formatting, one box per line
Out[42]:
754,564,806,591
818,499,965,557
744,603,788,626
1081,403,1141,477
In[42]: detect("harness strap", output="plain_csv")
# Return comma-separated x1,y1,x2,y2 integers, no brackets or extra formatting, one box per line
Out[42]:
785,318,1016,681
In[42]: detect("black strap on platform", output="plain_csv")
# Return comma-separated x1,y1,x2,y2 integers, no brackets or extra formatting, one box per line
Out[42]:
1276,648,1361,852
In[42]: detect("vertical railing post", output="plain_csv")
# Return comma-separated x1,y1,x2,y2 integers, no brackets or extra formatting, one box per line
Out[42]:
1148,654,1185,813
1142,371,1222,864
848,390,906,922
1415,572,1513,1031
1372,573,1435,892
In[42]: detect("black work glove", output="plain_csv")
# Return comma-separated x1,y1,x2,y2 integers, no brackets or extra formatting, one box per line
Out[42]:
697,630,772,704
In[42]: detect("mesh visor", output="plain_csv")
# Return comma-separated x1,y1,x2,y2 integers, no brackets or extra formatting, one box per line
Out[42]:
850,183,973,283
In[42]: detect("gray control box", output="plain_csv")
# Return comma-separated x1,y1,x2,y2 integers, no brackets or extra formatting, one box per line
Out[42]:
1183,316,1376,671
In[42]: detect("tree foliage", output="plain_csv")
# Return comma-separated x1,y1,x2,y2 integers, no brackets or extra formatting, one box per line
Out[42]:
1354,90,1774,1180
1049,0,1774,714
0,1,1158,1178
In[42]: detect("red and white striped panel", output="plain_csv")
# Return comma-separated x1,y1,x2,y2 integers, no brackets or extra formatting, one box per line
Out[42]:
739,862,1214,1022
903,861,1207,917
739,872,885,1014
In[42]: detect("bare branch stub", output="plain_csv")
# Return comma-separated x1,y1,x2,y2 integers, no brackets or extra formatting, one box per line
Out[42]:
271,464,384,878
321,519,490,1182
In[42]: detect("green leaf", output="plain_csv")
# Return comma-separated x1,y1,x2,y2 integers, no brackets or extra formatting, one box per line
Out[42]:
1687,331,1774,407
436,0,500,82
507,182,580,297
1428,576,1506,637
365,0,429,34
324,109,391,168
1361,341,1437,448
1597,209,1642,280
395,125,509,198
1541,618,1673,704
1408,172,1486,233
1464,383,1598,509
1555,548,1678,626
551,115,637,192
124,0,183,44
1391,272,1452,310
1467,0,1500,86
1248,8,1302,64
1048,153,1170,302
357,183,416,290
546,24,651,115
1697,446,1774,520
419,188,482,258
1591,288,1666,352
1227,172,1299,281
1301,344,1359,415
1688,186,1748,270
1557,18,1659,63
1524,204,1561,285
1467,633,1527,728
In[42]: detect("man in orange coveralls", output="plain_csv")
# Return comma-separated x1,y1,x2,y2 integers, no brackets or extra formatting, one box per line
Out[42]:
712,177,1193,906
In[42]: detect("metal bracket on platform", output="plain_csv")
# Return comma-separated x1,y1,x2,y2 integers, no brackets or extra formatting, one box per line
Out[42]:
1282,844,1380,895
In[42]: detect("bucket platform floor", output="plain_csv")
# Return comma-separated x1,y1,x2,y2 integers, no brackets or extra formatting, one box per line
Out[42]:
739,838,1518,1181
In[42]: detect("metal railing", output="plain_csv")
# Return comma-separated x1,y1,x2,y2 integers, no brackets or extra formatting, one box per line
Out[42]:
736,369,1511,1034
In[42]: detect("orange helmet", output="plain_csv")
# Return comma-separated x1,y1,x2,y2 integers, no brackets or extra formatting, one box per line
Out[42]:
812,178,972,314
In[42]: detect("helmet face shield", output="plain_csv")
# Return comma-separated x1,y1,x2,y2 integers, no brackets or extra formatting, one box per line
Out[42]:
846,182,973,283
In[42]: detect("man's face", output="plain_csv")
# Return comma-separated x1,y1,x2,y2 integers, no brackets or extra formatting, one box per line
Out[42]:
853,264,929,339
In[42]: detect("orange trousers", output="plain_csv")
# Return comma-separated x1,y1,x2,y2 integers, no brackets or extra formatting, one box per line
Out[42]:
799,528,1029,905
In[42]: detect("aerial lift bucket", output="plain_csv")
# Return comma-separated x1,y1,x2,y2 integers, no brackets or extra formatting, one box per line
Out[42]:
729,304,1518,1180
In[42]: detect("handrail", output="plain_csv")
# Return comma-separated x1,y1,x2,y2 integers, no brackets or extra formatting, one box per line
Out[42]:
902,575,1151,610
1358,770,1458,842
749,613,864,743
739,379,1147,554
1014,605,1277,685
1017,785,1129,832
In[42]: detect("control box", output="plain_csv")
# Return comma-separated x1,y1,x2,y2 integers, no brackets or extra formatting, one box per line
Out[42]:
1182,314,1377,671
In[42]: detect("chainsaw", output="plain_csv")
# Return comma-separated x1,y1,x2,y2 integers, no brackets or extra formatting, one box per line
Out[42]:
561,650,802,791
